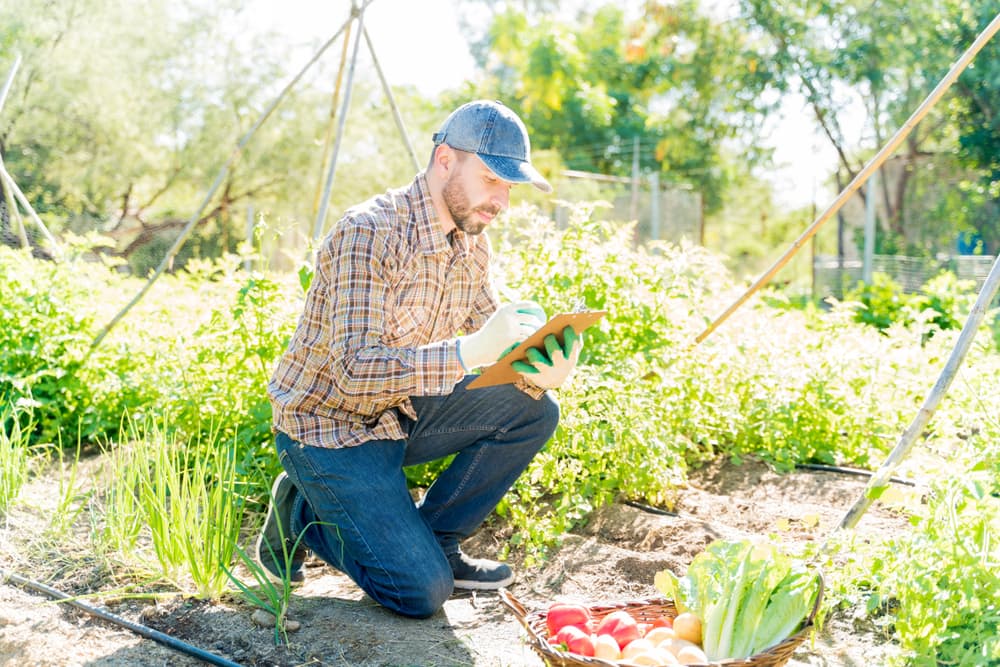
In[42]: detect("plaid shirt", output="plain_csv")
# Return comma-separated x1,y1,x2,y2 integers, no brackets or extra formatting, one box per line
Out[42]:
268,173,543,449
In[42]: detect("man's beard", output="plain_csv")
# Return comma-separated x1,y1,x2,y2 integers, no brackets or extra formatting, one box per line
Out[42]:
442,175,499,236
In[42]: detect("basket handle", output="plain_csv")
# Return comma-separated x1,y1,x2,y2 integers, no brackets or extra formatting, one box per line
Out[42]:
497,588,534,633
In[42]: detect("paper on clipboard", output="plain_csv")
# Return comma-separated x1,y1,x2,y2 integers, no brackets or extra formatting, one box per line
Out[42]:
467,311,606,389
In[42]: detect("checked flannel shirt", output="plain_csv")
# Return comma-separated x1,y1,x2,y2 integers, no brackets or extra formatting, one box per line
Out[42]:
268,173,544,449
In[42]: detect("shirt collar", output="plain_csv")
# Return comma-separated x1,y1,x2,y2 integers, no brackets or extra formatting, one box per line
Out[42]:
411,173,472,257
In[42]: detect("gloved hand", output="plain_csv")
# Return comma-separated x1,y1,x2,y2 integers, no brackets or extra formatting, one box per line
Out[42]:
457,301,546,371
511,326,582,390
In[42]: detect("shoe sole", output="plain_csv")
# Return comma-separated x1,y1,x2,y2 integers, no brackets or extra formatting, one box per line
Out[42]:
255,532,306,585
453,573,515,591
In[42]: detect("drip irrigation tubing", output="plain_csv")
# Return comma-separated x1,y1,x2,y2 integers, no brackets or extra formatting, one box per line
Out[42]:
0,568,243,667
624,462,920,521
794,462,918,487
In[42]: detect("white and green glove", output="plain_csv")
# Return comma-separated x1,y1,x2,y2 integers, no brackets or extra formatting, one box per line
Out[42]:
512,326,583,389
456,301,546,371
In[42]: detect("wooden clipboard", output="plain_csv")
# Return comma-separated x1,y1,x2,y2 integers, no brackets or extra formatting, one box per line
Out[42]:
467,311,606,389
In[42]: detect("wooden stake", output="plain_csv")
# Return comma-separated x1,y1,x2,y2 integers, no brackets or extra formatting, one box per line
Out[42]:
837,252,1000,531
88,3,373,355
695,12,1000,345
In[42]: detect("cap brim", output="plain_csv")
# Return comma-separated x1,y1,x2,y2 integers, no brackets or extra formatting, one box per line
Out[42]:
478,154,553,193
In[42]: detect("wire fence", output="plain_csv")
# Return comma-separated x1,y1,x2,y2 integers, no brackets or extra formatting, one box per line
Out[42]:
0,195,54,260
813,253,999,302
551,170,703,245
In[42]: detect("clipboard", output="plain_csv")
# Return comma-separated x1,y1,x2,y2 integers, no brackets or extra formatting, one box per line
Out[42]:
467,311,606,389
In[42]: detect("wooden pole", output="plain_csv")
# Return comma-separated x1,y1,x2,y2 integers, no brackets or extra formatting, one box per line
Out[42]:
88,4,371,355
311,18,353,221
363,26,420,172
0,57,27,249
311,2,367,249
837,251,1000,531
0,158,60,256
694,12,1000,344
0,54,21,114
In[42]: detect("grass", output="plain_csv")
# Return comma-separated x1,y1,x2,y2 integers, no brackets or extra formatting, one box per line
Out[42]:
0,406,31,517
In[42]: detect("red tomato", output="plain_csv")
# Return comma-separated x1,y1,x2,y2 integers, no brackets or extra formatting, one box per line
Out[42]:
595,610,641,649
553,625,595,657
650,615,674,629
545,603,593,637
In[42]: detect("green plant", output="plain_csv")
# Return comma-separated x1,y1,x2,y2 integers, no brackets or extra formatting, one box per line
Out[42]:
877,475,1000,666
45,434,90,535
0,405,31,515
224,518,324,645
844,271,979,340
102,418,248,599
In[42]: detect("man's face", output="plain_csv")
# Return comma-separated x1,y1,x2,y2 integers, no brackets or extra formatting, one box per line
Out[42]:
441,152,512,235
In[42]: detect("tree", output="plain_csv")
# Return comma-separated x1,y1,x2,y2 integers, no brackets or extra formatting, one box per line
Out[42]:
739,0,997,254
0,0,441,271
946,1,1000,253
458,1,779,212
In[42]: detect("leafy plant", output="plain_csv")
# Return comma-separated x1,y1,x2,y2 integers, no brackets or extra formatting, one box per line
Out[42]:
0,405,31,515
655,539,821,660
224,516,324,645
844,271,979,341
877,474,1000,666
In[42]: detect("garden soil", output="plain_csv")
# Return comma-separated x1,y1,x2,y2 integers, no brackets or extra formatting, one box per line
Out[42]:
0,455,909,666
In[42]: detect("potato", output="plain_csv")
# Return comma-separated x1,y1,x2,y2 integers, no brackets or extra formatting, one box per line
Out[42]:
672,613,702,644
643,627,676,645
657,638,699,657
627,649,681,665
675,645,709,665
622,638,657,660
593,634,621,660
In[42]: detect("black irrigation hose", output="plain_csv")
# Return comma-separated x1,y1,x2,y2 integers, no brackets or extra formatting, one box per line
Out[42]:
624,463,921,520
794,462,918,487
0,568,243,667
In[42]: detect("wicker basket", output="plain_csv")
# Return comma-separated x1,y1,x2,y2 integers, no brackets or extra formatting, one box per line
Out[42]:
498,576,823,667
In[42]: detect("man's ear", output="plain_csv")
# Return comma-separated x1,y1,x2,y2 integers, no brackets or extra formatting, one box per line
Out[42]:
433,144,456,176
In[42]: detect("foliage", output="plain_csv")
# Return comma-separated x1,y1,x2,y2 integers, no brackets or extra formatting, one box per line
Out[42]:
876,448,1000,665
947,0,1000,250
462,2,777,212
0,0,447,268
738,0,997,253
844,270,980,338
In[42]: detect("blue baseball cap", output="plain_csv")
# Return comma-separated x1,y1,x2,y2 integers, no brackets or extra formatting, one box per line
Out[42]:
432,100,552,193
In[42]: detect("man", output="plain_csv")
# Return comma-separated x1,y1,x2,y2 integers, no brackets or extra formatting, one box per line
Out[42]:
261,100,582,618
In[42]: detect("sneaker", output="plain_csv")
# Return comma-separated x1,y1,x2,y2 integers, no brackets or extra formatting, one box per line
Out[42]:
448,551,514,590
256,472,309,584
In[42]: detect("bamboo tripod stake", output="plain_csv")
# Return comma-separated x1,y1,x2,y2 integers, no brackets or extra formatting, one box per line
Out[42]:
88,0,377,354
694,12,1000,345
836,253,1000,531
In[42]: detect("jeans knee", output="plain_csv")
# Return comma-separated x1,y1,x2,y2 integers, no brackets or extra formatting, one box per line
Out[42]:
389,570,453,619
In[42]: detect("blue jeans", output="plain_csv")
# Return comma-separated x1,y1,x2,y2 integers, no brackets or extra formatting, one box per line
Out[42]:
275,375,559,618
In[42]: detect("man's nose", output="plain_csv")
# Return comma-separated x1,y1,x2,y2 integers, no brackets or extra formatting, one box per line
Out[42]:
492,186,510,211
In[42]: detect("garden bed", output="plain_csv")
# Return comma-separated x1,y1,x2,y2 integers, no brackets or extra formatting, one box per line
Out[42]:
0,456,907,666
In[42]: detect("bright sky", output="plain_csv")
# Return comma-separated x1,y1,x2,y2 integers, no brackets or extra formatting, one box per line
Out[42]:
244,0,853,210
245,0,477,96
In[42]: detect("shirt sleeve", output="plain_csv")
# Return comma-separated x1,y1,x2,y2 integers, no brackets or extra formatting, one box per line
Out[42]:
319,218,464,399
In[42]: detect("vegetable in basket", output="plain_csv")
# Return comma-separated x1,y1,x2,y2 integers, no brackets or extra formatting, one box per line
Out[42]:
653,539,820,661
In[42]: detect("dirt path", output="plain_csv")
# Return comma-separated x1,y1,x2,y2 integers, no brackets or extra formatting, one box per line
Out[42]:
1,458,907,666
